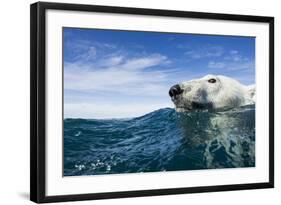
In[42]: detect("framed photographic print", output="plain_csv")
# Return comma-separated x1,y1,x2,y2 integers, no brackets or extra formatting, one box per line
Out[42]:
30,1,274,203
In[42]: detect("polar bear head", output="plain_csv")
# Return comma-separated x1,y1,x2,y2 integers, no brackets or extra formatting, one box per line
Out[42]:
169,74,255,112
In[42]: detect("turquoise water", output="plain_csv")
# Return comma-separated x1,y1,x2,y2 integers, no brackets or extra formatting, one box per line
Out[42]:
64,106,255,176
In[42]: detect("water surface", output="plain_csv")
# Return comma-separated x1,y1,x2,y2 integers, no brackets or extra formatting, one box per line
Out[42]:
64,106,255,176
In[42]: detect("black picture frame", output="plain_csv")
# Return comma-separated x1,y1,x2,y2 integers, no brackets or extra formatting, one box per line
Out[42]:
30,1,274,203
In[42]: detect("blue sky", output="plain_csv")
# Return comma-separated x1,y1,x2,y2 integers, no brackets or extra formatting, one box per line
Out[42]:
63,28,255,119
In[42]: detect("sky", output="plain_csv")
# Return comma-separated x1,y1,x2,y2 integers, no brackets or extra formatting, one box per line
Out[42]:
63,28,255,119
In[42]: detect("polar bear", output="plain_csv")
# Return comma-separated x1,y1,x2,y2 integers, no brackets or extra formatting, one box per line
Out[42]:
168,75,256,168
169,74,255,112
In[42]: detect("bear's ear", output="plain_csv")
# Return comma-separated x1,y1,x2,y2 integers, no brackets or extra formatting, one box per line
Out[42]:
246,85,255,102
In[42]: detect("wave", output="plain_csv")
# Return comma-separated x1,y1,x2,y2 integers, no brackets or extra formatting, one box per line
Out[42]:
64,105,255,176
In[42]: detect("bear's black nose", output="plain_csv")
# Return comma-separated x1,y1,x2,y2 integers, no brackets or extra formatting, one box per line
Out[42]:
169,84,183,97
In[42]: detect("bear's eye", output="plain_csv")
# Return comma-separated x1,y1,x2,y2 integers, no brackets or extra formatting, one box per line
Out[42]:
208,78,216,83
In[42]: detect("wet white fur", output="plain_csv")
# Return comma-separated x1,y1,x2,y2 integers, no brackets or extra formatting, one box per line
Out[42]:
173,74,255,112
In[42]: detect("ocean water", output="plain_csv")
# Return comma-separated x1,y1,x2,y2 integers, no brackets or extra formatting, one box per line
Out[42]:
64,105,255,176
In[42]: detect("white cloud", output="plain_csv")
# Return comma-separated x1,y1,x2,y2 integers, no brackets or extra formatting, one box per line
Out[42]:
99,56,124,67
230,50,238,55
224,50,249,63
208,49,254,71
184,45,224,60
64,102,173,119
78,46,97,61
120,54,168,70
208,59,254,71
208,61,225,69
64,47,176,118
65,39,118,62
227,61,255,71
64,53,171,96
